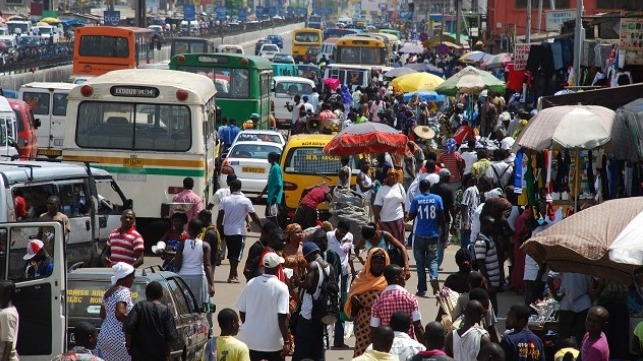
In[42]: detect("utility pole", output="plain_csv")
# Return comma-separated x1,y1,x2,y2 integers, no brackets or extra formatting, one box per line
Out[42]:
572,0,583,86
455,0,461,44
525,0,531,42
537,0,543,33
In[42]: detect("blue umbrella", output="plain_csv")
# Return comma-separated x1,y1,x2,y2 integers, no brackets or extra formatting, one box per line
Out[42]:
403,91,446,103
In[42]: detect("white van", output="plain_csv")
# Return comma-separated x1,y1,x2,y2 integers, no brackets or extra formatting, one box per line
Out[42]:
180,20,200,34
34,25,61,43
272,76,315,128
19,82,77,158
216,44,244,54
6,20,32,35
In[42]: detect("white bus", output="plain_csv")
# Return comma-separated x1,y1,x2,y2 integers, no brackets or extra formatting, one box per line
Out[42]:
62,69,218,244
19,82,77,158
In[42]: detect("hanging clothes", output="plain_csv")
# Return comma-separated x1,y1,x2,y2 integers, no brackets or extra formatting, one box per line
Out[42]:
551,41,563,70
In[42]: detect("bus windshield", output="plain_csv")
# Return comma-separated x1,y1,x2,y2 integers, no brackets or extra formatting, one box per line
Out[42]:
75,101,191,151
7,23,29,34
295,32,320,43
172,39,208,56
176,66,249,99
79,35,129,58
337,47,383,65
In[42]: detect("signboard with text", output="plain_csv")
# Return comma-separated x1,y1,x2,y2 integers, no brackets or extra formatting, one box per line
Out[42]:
268,6,277,17
545,9,575,31
514,43,531,70
620,18,643,65
104,10,120,26
216,5,226,20
238,9,247,21
256,6,265,16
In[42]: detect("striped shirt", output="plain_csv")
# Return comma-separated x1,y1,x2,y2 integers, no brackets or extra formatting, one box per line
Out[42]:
438,151,463,183
474,234,500,287
108,227,144,265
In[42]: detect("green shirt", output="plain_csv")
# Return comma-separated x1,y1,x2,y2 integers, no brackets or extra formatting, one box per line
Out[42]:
267,163,283,204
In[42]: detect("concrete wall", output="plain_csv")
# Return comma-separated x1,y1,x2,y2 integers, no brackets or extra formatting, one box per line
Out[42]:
1,21,304,91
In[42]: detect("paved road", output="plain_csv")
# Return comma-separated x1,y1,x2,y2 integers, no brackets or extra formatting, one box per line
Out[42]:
240,30,294,56
143,203,523,360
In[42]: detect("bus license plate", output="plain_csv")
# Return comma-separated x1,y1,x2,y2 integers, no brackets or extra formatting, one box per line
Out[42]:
242,167,264,173
123,157,144,167
37,148,62,157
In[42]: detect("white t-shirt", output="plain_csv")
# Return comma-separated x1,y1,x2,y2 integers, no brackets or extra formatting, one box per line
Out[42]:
327,230,354,276
236,274,289,352
0,306,18,361
374,183,406,222
356,172,373,202
220,193,255,236
209,187,231,221
303,102,314,114
291,102,302,123
462,151,478,175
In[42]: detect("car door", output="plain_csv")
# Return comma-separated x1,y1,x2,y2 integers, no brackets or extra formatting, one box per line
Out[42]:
167,277,208,359
56,180,94,266
93,176,130,249
1,221,66,361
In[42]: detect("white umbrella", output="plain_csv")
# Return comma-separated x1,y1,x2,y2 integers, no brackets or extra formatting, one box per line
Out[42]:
399,43,424,54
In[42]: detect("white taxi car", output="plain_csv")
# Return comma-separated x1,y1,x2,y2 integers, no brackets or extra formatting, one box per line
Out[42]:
219,141,284,194
259,43,280,61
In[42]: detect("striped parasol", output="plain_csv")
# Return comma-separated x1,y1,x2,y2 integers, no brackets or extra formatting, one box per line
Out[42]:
323,122,408,156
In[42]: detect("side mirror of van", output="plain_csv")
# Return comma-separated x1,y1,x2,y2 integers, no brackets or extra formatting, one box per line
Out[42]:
34,118,41,129
124,199,133,210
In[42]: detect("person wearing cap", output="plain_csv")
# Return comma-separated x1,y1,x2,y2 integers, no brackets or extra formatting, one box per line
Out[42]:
36,195,71,243
291,241,332,361
104,210,145,268
408,179,445,296
96,262,135,361
235,252,290,360
23,239,53,278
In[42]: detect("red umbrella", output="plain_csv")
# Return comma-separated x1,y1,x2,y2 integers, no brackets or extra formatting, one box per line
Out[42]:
323,78,341,90
323,122,409,156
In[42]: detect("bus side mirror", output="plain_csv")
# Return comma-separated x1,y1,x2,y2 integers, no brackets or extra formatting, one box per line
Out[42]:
34,118,41,129
124,199,133,210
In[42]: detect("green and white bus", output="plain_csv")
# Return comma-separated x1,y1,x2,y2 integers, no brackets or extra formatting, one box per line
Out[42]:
169,53,273,128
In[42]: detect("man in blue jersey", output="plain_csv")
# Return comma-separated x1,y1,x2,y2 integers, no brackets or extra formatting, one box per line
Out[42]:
408,179,445,296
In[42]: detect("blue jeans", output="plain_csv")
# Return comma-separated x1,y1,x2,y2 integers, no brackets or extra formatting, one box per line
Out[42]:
437,240,446,267
334,273,349,346
414,235,439,293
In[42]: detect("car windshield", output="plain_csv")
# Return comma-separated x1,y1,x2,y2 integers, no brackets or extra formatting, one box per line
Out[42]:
229,143,281,159
67,279,147,321
262,44,278,51
273,54,293,63
236,133,282,144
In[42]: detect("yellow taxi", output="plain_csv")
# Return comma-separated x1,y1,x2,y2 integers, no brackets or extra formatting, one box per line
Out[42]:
278,133,358,227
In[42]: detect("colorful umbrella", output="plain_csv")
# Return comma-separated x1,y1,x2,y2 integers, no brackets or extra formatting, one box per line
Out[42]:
384,67,417,78
323,78,341,90
40,17,60,24
399,43,425,54
458,51,491,64
481,52,512,69
522,197,643,284
403,91,445,103
323,122,408,156
435,66,505,95
391,72,444,93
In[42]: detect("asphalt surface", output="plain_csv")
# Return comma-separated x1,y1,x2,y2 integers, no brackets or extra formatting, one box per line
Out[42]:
142,203,523,360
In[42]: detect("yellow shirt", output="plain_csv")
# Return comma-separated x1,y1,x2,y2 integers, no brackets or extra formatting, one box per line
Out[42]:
554,347,579,361
216,336,250,361
471,158,491,180
352,349,398,361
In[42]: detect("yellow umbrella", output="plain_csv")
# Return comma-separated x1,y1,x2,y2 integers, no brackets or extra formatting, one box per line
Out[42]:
36,21,49,26
458,51,491,64
40,17,60,24
391,72,444,93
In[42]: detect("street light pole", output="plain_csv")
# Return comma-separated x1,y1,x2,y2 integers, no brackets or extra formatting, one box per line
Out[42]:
571,0,583,86
526,0,531,42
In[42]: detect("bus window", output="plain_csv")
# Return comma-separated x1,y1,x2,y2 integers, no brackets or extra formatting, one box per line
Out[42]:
75,102,191,152
22,92,50,115
275,82,312,96
52,93,68,116
59,182,90,217
79,35,129,58
295,32,320,43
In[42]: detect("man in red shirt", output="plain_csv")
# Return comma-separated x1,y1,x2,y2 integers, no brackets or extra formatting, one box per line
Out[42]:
452,120,474,146
13,190,27,220
291,183,332,229
370,264,425,344
104,209,145,268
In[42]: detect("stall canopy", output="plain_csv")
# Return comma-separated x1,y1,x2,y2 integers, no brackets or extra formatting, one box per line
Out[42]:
539,83,643,110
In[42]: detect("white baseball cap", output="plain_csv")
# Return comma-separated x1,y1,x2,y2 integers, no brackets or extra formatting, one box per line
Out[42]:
23,239,44,260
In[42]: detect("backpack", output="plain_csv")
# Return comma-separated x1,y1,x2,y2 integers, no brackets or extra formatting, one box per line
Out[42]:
311,260,340,325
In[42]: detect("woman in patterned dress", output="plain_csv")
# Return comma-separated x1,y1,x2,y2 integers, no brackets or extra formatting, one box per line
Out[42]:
282,223,307,356
96,262,135,361
344,247,390,357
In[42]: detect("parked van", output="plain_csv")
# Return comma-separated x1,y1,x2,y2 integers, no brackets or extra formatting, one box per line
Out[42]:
34,24,62,43
216,44,244,54
19,82,77,158
278,134,358,227
272,76,314,128
8,98,39,159
0,161,129,266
